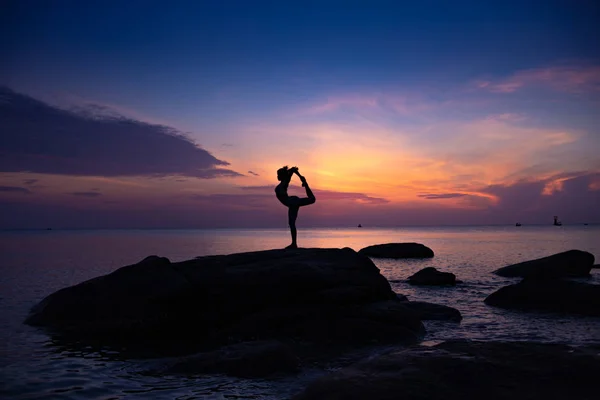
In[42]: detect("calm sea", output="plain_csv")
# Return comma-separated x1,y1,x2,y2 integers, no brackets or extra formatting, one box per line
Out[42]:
1,226,600,399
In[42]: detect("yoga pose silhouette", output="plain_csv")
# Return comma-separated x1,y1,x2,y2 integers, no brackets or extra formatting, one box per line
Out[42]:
275,166,316,248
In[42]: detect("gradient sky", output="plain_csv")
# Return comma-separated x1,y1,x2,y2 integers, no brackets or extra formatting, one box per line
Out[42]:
1,0,600,228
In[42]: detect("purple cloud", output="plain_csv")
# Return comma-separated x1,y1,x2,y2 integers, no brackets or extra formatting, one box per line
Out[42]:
190,193,272,209
0,186,31,194
248,171,260,176
240,185,390,205
0,87,242,179
23,179,39,185
479,172,600,223
1,172,599,229
418,193,466,200
474,65,600,94
68,191,102,197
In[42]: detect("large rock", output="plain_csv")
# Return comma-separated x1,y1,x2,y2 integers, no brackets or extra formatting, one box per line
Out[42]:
493,250,595,279
25,248,425,356
293,340,600,400
359,243,434,259
484,278,600,316
154,340,299,378
408,267,457,286
400,301,462,321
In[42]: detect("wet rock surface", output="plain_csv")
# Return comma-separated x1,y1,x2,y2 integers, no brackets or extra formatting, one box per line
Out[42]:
151,340,299,378
293,340,600,400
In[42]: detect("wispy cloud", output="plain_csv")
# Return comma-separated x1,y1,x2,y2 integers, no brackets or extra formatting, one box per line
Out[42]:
248,170,260,176
418,193,466,200
68,191,102,197
313,189,389,204
306,95,379,114
23,179,39,185
302,93,432,116
0,186,31,194
475,65,600,94
0,87,242,179
240,185,389,205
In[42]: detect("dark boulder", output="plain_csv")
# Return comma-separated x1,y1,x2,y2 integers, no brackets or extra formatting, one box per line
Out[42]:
408,267,457,286
25,255,183,328
484,279,600,316
155,340,299,378
493,250,595,279
399,301,462,321
293,340,600,400
25,248,424,356
358,243,434,259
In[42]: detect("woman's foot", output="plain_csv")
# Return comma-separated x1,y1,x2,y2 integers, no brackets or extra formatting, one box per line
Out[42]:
299,176,308,187
285,243,298,249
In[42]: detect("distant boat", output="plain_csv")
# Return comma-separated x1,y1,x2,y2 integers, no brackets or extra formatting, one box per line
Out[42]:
553,216,562,226
515,223,521,227
584,223,589,226
357,224,362,228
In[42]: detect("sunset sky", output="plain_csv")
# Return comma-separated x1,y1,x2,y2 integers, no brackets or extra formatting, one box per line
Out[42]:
1,0,599,228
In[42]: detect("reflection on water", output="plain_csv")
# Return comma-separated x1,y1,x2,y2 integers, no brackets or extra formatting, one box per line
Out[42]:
1,226,599,399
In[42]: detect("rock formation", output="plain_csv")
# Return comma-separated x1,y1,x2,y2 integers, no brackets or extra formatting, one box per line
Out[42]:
25,248,425,357
359,243,434,259
493,250,594,279
408,267,457,286
484,278,600,316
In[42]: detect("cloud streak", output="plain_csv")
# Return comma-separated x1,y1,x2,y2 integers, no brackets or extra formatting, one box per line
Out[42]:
418,193,466,200
240,185,390,205
68,191,102,197
0,186,31,194
302,93,432,116
3,171,599,229
0,87,242,179
475,65,600,94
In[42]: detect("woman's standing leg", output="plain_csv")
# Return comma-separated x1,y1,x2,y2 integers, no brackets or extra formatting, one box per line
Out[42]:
287,206,299,248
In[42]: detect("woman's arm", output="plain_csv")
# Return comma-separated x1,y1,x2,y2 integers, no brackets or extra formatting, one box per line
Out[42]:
288,166,298,180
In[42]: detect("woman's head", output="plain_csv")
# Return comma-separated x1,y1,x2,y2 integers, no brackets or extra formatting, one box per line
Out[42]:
277,166,289,181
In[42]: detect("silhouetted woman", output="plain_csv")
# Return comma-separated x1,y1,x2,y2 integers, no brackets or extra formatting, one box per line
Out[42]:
275,166,316,248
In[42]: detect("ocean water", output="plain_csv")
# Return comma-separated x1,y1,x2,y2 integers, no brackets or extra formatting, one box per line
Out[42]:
1,226,599,399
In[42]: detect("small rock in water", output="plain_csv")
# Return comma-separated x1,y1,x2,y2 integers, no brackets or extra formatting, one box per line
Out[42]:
493,249,595,279
358,243,434,259
484,279,600,316
408,267,457,286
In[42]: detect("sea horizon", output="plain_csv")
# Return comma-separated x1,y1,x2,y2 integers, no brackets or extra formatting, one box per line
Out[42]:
2,223,598,232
